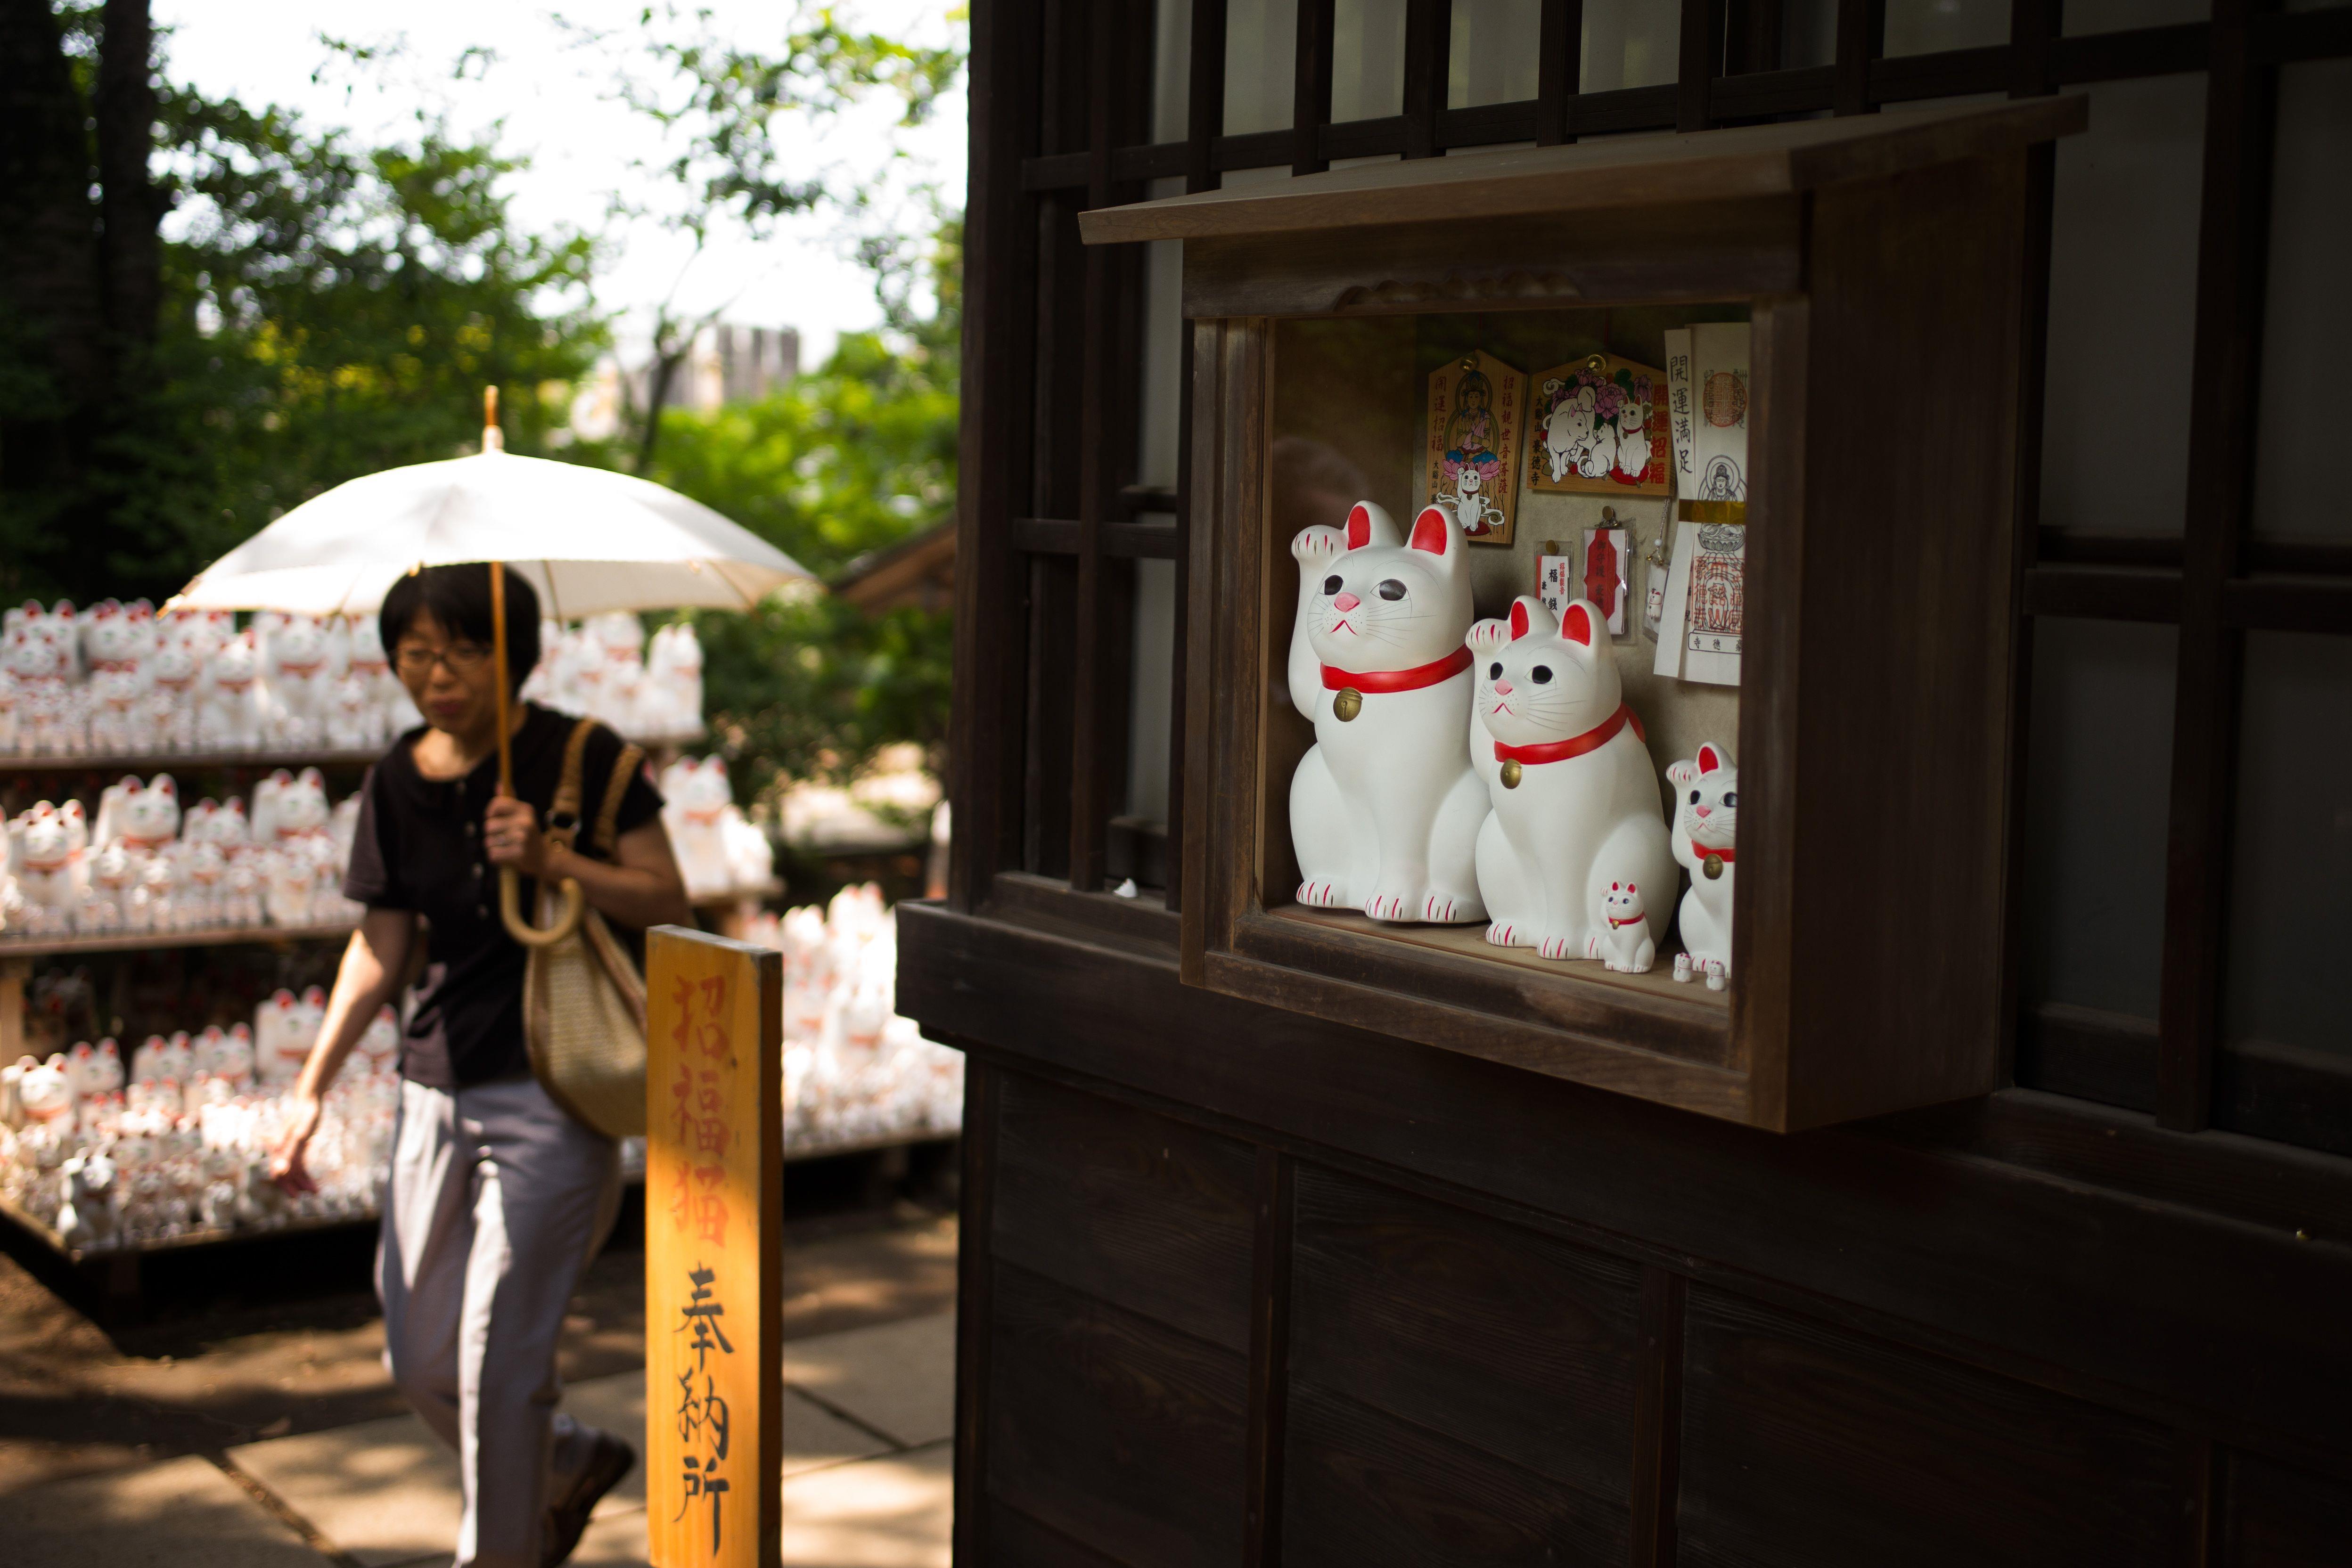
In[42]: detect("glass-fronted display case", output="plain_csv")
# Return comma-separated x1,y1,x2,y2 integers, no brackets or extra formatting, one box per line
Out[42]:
1085,98,2086,1129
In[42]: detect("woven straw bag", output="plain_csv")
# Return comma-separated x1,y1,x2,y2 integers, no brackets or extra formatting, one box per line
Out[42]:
514,719,648,1139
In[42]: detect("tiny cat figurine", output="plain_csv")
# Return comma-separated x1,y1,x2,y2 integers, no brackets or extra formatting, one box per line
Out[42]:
1468,596,1675,961
1668,742,1737,990
1594,882,1655,973
1287,500,1487,925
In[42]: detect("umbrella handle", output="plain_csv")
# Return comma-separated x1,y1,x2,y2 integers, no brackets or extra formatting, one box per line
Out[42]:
500,866,585,947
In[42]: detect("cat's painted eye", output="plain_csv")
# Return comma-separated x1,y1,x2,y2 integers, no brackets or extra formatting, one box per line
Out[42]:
1322,574,1342,595
1689,789,1701,804
1377,579,1406,601
1723,792,1737,808
1531,666,1553,684
1487,662,1501,680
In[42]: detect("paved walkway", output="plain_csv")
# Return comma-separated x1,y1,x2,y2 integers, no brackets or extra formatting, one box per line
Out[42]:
10,1308,957,1567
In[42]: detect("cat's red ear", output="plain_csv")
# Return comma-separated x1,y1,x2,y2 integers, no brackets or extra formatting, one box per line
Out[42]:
1408,506,1452,556
1345,505,1373,550
1561,602,1594,646
1509,601,1531,640
1698,743,1726,775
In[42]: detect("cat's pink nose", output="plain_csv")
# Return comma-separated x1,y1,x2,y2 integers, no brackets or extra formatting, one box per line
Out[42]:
1694,805,1711,817
1493,680,1513,695
1332,593,1360,611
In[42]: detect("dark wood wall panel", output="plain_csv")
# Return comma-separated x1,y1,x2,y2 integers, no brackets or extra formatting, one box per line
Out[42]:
1287,1162,1642,1502
986,1260,1249,1568
1677,1286,2180,1567
901,905,2352,1457
2223,1452,2352,1567
1280,1379,1631,1568
988,1498,1141,1568
992,1071,1258,1353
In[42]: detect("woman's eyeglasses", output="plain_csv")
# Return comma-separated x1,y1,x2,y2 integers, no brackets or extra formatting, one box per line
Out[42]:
393,643,494,677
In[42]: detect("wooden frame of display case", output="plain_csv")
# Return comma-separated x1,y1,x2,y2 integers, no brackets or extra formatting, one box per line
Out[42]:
1081,99,2087,1132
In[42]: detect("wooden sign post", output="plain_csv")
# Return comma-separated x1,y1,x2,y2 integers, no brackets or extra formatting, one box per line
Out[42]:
646,926,782,1568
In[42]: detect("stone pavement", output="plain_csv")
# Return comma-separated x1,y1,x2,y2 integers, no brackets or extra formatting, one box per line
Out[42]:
10,1306,957,1567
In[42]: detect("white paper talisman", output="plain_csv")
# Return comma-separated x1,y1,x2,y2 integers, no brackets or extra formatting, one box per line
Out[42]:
1689,323,1752,504
1681,521,1745,685
1663,329,1697,498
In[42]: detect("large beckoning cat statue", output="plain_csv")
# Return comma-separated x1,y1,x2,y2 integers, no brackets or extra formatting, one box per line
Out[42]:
1288,500,1487,925
1469,595,1676,963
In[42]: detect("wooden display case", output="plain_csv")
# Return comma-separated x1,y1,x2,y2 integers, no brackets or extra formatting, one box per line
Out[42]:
1081,99,2086,1131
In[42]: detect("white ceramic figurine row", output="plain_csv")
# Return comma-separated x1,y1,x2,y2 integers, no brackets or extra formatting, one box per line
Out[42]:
1288,499,1740,987
660,754,776,902
0,599,424,756
1,769,362,938
522,612,705,747
0,992,403,1249
745,883,964,1152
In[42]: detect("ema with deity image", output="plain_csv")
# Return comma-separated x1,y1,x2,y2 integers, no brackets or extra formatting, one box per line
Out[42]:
1424,351,1526,545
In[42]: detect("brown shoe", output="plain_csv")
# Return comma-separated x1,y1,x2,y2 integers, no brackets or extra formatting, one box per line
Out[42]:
543,1430,636,1566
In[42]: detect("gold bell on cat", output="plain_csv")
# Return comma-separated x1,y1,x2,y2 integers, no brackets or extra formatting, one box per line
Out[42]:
1333,687,1363,722
1499,759,1522,789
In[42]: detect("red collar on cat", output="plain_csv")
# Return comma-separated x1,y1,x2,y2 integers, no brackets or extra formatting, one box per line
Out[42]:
1321,645,1474,694
1492,701,1645,765
1607,911,1646,928
1688,842,1735,864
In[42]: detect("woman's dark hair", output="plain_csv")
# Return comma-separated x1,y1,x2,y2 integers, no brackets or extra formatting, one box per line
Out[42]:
378,563,541,695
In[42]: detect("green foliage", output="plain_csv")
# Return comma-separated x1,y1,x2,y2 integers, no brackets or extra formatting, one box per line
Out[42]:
141,92,606,585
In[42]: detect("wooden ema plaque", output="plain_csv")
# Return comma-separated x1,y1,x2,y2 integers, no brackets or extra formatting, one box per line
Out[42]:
646,926,782,1568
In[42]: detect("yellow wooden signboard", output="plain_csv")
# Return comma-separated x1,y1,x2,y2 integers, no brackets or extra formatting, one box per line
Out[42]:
646,925,782,1568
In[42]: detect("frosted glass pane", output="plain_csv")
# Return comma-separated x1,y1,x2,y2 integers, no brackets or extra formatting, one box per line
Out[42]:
1126,555,1178,826
1137,180,1186,493
2021,618,2178,1018
1154,0,1192,144
2041,74,2207,535
2252,60,2352,543
2065,0,2207,35
1581,0,1679,92
1450,0,1543,108
1333,0,1407,121
1225,0,1300,136
1885,0,2009,55
2225,634,2352,1058
1782,0,1839,67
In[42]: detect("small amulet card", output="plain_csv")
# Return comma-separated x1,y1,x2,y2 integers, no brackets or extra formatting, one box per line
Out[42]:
1425,351,1527,545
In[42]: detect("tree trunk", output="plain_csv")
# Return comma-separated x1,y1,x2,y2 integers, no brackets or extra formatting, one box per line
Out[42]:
96,0,162,356
0,0,107,595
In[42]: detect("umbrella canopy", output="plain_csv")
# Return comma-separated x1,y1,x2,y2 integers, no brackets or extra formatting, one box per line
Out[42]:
171,447,811,618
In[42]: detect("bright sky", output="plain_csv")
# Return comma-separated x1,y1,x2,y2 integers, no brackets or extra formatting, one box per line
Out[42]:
152,0,970,369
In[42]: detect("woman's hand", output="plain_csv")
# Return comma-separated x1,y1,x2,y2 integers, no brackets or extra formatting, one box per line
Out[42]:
269,1091,324,1195
484,794,557,878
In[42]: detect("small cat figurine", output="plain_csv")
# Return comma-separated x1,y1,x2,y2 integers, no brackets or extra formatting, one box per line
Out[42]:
1594,882,1655,973
1468,595,1674,961
1668,742,1737,990
1287,500,1487,925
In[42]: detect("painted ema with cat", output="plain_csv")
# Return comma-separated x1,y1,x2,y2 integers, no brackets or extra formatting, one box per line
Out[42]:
1468,596,1676,964
1288,501,1487,925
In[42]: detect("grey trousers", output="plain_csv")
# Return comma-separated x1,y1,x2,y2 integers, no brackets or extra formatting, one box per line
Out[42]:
378,1073,622,1568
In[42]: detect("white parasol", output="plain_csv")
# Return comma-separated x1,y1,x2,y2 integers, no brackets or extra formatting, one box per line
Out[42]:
171,389,810,945
170,400,810,620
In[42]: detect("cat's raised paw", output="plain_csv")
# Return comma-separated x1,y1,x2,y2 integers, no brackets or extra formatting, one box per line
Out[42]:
1290,526,1347,567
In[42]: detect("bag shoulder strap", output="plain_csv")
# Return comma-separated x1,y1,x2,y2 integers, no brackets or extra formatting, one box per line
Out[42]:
547,718,597,848
592,742,645,856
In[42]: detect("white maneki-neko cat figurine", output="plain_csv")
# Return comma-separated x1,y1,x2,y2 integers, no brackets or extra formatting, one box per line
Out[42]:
1468,595,1675,964
1287,500,1487,926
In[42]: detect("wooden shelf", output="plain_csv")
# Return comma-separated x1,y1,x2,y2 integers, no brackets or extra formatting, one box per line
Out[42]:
0,922,358,963
692,880,785,910
0,747,381,776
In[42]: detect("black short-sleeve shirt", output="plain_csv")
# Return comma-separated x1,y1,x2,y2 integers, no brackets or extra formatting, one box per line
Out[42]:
343,703,665,1088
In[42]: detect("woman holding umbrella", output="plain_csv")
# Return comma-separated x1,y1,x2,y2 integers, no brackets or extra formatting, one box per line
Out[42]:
272,563,692,1568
